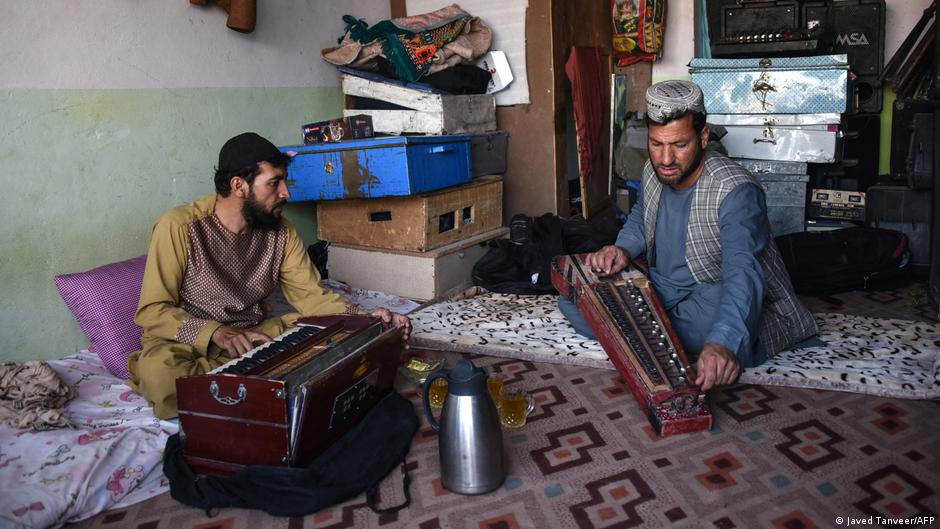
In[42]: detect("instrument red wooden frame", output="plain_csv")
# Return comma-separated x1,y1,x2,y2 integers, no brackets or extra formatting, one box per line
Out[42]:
551,254,712,436
176,314,403,476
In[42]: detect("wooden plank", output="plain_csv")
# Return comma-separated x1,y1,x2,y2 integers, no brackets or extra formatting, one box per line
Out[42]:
341,74,445,112
390,0,406,18
620,61,653,113
344,109,444,135
342,74,496,134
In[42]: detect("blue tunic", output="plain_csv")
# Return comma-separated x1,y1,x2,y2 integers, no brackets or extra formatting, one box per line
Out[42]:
613,182,769,367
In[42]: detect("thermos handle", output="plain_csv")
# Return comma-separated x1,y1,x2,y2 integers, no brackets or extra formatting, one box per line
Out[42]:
422,370,447,432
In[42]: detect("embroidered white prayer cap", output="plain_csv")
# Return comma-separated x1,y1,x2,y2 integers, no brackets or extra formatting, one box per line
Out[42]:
645,80,706,124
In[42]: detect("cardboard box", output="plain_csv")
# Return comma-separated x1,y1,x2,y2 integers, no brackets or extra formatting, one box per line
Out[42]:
317,176,502,252
808,188,866,222
476,51,514,94
302,115,373,145
341,72,497,135
281,135,472,201
327,228,509,301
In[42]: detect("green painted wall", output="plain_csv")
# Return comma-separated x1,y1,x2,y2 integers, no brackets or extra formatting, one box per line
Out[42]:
0,87,340,362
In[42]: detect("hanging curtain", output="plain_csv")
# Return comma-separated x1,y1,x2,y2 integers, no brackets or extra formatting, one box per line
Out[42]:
565,46,605,183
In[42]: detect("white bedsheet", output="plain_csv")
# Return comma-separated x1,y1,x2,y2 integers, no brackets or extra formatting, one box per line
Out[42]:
0,281,418,529
0,352,177,529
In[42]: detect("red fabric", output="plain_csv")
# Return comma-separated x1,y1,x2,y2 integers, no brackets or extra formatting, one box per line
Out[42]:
611,0,668,67
565,46,605,182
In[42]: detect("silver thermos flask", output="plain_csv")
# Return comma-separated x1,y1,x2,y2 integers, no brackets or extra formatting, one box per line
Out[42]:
423,359,505,494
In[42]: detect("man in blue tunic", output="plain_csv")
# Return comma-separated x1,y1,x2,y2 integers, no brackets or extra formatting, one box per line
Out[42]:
559,80,818,391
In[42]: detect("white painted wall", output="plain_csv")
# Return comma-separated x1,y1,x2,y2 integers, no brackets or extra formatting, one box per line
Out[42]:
0,0,389,89
652,0,696,81
884,0,934,60
652,0,934,81
406,0,531,105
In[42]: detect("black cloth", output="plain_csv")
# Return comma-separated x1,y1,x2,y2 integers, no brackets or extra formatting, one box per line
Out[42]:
163,391,418,517
472,213,623,295
775,227,911,296
307,240,330,279
376,58,492,94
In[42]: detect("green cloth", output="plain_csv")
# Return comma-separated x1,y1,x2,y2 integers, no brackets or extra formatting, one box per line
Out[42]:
342,14,471,83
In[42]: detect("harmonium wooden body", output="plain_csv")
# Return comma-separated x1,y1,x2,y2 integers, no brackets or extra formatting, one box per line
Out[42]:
176,314,403,476
550,254,713,436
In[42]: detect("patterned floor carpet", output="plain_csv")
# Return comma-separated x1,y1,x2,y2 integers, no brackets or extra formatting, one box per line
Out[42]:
66,281,940,529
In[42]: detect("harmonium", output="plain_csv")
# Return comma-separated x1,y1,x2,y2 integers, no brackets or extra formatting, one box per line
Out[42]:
176,314,403,476
550,254,713,436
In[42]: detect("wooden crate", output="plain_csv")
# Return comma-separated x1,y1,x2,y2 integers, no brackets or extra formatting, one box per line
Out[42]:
317,176,502,252
327,228,509,301
341,73,497,135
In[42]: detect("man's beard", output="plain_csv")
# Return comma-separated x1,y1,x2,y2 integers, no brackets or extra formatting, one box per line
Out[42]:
242,193,285,230
654,144,706,187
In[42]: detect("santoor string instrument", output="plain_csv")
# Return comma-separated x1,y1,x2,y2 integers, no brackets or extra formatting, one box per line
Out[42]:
550,254,712,436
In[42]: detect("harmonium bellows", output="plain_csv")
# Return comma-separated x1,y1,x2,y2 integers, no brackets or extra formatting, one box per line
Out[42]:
175,314,403,476
550,254,713,436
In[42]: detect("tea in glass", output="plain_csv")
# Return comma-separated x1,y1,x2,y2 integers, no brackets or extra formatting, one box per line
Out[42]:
499,387,534,428
428,378,448,409
487,373,504,408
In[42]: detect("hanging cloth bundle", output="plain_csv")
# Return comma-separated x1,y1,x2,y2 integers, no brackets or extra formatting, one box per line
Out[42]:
321,5,493,83
611,0,668,67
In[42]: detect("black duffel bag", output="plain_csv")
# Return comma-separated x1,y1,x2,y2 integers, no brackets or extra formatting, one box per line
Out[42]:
775,226,911,296
163,391,418,517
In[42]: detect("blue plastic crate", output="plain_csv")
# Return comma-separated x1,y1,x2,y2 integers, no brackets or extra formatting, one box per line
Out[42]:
281,135,472,201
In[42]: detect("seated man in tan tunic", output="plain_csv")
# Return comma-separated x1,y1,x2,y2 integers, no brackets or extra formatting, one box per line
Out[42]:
128,132,411,419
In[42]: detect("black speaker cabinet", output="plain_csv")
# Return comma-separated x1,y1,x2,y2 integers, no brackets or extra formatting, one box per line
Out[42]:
931,30,940,307
809,113,881,192
804,0,885,113
927,101,940,306
890,99,936,188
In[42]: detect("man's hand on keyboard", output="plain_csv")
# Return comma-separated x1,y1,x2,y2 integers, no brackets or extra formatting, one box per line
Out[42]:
211,326,273,358
371,308,412,342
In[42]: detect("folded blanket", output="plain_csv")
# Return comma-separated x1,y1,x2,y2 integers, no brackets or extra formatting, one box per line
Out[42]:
0,361,74,430
322,4,492,83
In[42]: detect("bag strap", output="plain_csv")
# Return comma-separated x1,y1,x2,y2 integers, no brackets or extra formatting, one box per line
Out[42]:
366,462,412,515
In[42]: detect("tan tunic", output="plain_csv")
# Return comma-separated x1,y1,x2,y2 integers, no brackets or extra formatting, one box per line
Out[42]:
128,194,350,418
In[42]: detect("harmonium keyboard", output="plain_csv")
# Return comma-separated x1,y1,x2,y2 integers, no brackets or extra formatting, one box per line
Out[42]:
550,254,712,436
175,314,403,476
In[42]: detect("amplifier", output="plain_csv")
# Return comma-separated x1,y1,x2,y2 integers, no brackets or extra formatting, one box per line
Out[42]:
803,0,886,113
707,0,831,58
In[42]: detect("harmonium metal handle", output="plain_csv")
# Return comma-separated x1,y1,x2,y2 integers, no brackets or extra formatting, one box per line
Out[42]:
210,381,247,406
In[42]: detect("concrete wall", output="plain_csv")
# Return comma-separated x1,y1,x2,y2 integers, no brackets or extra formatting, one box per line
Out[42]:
0,1,389,362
